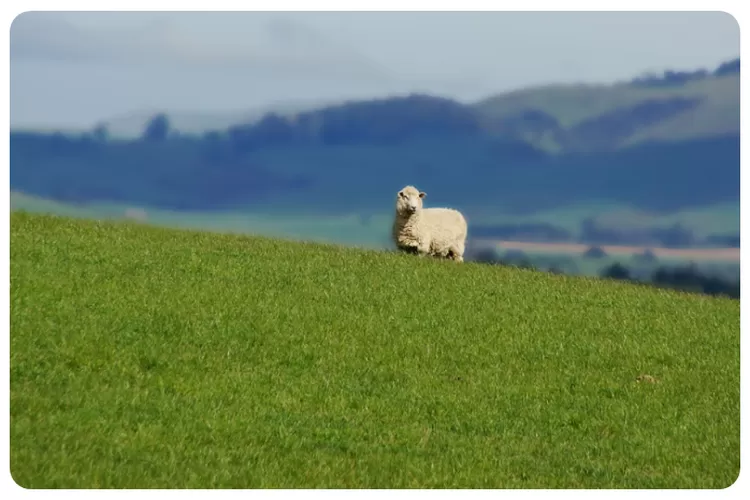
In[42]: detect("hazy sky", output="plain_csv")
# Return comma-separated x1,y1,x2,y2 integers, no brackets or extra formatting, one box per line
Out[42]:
10,11,739,129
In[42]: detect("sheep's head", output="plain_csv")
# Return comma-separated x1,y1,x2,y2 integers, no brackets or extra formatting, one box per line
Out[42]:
396,185,426,214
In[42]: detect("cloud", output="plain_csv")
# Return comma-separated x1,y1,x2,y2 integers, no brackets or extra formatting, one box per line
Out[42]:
10,12,396,83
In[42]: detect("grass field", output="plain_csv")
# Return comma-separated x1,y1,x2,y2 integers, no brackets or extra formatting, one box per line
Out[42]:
10,211,739,488
9,191,393,249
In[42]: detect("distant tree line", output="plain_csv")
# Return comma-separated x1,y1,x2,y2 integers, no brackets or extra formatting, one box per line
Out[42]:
601,262,739,300
465,245,739,300
714,58,741,77
9,126,314,210
464,246,581,275
630,57,739,87
224,94,482,152
469,218,738,249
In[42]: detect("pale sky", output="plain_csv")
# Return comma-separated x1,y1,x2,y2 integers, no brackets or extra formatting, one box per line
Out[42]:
9,11,739,129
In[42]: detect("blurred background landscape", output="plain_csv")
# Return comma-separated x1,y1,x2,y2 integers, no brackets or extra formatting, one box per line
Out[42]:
9,11,740,297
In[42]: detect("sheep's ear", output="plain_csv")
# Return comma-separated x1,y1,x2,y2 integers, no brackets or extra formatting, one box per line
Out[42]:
419,191,426,198
398,191,404,198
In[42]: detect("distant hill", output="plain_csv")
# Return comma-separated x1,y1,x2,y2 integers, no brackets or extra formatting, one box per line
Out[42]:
78,58,740,149
474,58,739,152
9,57,739,217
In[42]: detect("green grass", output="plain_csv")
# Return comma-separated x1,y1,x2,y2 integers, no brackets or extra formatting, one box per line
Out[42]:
9,191,392,249
10,212,739,488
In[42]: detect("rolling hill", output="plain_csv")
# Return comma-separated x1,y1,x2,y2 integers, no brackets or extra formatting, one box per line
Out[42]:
9,58,740,229
10,212,740,488
92,58,740,152
474,68,739,152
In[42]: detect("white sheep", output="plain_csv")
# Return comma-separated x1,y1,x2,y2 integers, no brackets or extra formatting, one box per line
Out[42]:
392,185,468,262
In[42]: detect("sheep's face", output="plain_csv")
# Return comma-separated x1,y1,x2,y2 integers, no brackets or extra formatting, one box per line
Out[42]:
396,186,426,214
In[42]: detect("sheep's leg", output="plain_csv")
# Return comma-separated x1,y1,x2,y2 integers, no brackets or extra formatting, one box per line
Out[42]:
416,240,432,257
449,241,465,263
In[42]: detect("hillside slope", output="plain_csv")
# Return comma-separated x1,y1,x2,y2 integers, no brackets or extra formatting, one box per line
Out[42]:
92,60,739,152
474,73,739,152
10,212,739,488
9,60,740,214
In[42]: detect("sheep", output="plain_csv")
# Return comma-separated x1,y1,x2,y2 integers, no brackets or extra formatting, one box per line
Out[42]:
392,185,468,262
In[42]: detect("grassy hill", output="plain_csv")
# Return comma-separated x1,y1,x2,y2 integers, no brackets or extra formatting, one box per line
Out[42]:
474,72,739,152
10,212,739,488
9,59,739,215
